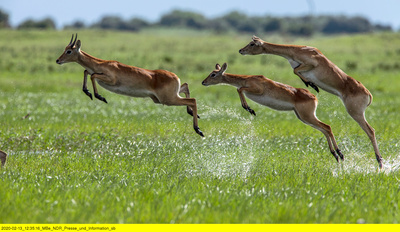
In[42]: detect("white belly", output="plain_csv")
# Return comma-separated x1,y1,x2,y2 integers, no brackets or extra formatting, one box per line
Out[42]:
301,71,341,96
286,58,342,96
245,93,294,111
97,81,153,98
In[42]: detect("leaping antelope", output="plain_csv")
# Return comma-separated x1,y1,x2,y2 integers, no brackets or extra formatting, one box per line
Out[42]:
0,150,7,167
56,34,204,137
202,63,344,163
239,36,382,168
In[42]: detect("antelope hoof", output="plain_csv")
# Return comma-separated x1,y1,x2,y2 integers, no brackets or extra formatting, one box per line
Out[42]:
247,107,256,116
242,105,256,116
376,156,383,169
95,93,108,103
302,80,310,88
309,82,319,93
194,126,204,137
336,149,344,160
331,151,339,162
83,89,93,100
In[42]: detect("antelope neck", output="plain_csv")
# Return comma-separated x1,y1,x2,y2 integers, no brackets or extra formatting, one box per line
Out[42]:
222,73,248,88
77,51,105,71
261,42,294,58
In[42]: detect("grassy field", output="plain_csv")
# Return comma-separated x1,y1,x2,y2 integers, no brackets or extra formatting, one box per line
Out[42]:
1,29,400,223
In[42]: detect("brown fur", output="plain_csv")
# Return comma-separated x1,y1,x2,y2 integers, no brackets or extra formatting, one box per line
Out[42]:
239,36,382,168
56,34,203,137
202,63,343,162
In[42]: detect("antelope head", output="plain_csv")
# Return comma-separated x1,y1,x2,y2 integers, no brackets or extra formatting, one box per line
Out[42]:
202,63,228,86
239,35,264,55
56,33,81,65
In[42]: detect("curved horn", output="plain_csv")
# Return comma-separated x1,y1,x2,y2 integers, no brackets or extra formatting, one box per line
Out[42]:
68,34,74,45
70,33,78,47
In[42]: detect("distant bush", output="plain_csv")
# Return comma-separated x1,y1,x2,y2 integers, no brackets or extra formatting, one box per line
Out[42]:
0,8,10,28
156,10,392,35
17,18,56,30
91,16,128,30
64,20,86,30
159,10,207,29
322,16,373,34
263,18,282,33
90,15,149,31
2,7,393,35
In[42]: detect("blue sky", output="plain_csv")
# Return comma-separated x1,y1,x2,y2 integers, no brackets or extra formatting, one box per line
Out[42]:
1,0,399,29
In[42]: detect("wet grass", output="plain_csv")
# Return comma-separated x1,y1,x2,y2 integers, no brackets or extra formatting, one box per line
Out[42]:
1,30,400,223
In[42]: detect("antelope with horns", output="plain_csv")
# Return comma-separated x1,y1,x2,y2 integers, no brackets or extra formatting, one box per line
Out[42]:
56,34,203,137
239,36,382,168
202,63,344,163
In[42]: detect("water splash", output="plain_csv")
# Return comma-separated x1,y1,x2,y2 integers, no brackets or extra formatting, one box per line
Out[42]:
330,151,400,176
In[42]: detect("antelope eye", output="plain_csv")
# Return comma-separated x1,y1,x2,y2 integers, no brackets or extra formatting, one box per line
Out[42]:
66,50,72,54
210,73,216,77
250,43,255,46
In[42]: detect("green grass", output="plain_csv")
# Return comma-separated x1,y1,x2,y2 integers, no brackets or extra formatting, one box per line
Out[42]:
1,29,400,223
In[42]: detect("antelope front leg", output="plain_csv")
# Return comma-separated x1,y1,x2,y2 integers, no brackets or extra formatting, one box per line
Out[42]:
237,87,256,116
83,70,93,100
90,73,110,103
294,64,319,93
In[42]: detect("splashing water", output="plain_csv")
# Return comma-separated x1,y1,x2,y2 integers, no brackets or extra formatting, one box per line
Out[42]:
330,151,400,176
185,103,258,179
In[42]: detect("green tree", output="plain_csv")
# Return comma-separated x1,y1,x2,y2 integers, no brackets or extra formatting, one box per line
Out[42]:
92,16,126,30
263,18,282,32
0,8,10,28
322,16,372,34
17,18,56,30
64,20,85,30
219,11,248,29
126,18,149,31
159,10,207,29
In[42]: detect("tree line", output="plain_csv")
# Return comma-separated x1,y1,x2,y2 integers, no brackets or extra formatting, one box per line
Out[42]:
0,8,393,36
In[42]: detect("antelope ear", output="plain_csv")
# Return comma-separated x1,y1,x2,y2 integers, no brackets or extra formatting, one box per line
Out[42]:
76,40,81,50
253,36,263,46
220,63,228,73
215,63,221,70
